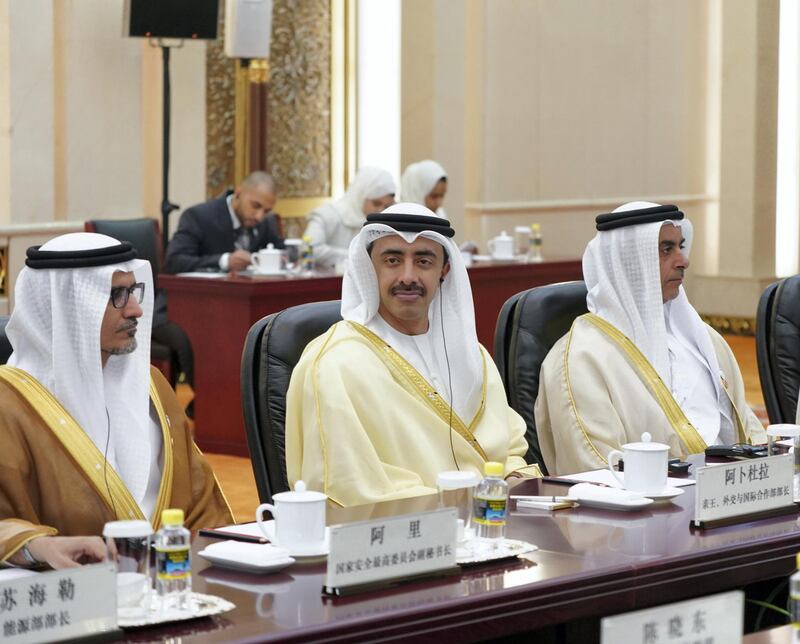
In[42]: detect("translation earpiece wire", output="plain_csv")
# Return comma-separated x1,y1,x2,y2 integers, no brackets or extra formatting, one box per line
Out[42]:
104,408,117,518
439,285,460,470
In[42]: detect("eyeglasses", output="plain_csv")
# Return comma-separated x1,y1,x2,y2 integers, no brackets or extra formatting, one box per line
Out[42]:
109,282,145,309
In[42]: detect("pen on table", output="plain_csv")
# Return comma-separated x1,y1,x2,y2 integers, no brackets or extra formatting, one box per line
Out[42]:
541,476,610,487
511,495,572,503
198,528,268,544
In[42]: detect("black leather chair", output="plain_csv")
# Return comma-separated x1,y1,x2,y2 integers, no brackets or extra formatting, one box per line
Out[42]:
0,316,12,364
756,275,800,424
85,218,190,388
241,300,342,503
494,281,588,473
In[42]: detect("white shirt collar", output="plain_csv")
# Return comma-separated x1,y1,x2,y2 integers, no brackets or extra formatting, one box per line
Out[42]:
226,194,241,231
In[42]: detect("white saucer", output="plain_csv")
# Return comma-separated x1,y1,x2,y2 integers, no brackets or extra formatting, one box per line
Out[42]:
198,549,295,574
642,486,685,501
567,483,654,512
572,496,654,512
249,268,286,276
259,520,330,559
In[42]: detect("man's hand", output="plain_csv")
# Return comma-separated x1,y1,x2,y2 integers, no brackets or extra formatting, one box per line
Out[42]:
228,250,252,271
11,536,106,570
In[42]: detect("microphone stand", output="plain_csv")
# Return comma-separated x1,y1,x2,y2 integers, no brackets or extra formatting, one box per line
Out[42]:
159,42,182,255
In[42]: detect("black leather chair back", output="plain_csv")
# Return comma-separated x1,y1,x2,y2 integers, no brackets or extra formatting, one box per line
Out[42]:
241,300,342,503
495,281,588,472
0,316,12,364
756,275,800,423
86,219,162,277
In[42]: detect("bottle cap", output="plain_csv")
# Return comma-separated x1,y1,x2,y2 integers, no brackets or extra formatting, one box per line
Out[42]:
484,461,503,477
102,520,152,538
161,508,184,526
531,223,541,232
437,471,480,489
797,552,800,568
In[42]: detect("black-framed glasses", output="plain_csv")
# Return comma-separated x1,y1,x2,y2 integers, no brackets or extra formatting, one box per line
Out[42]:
109,282,145,309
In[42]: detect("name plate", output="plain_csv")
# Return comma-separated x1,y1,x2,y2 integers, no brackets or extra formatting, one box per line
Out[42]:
0,563,117,643
601,590,743,644
694,453,795,527
324,508,458,595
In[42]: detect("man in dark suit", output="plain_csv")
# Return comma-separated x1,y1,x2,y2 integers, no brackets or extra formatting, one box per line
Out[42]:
165,171,284,274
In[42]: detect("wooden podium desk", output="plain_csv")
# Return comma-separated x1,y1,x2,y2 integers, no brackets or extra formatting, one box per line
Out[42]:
124,477,800,643
160,258,581,456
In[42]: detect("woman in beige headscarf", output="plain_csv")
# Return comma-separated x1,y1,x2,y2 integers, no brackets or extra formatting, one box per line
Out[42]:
303,166,395,269
400,160,447,217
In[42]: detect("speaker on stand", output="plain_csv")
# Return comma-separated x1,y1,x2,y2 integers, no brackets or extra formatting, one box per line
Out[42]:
124,0,220,254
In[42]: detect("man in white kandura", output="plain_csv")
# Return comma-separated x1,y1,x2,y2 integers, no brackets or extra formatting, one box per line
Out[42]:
535,202,766,474
0,233,232,569
286,203,539,506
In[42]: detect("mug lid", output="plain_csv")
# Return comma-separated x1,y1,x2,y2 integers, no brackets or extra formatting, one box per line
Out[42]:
437,471,479,489
272,480,327,503
103,520,153,538
622,431,669,452
766,423,800,437
495,230,513,240
261,243,281,254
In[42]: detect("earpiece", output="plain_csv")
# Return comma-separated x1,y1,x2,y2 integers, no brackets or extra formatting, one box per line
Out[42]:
439,276,444,284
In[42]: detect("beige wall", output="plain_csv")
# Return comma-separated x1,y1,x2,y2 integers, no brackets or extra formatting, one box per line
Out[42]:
401,0,781,318
0,0,207,230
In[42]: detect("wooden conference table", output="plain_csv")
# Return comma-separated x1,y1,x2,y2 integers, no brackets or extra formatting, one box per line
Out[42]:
160,258,582,456
124,471,800,643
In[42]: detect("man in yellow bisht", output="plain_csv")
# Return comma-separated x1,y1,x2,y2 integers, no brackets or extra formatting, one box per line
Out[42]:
536,202,766,474
286,203,540,506
0,233,232,569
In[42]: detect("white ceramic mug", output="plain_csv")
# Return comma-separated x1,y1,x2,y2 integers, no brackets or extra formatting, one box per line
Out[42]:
607,432,669,494
256,481,326,555
487,231,514,260
251,243,283,274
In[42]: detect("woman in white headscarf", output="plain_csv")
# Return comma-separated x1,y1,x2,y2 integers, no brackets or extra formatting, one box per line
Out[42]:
400,160,447,217
303,166,395,269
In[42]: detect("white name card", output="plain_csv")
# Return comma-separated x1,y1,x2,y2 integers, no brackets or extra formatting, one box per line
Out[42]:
0,563,117,643
324,509,457,594
693,453,795,526
601,590,743,644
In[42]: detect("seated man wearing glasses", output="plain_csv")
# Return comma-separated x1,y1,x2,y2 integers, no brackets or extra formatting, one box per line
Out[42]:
0,233,232,570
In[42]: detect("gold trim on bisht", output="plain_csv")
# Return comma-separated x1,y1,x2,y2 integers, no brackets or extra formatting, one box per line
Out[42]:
0,366,150,521
582,314,708,455
348,322,489,461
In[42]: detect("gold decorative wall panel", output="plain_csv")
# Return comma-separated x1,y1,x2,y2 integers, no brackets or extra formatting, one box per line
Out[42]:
700,315,756,337
267,0,332,198
205,4,237,199
206,0,355,216
0,247,6,296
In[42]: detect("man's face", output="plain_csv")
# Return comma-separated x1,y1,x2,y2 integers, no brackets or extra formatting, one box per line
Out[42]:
659,224,689,303
100,271,143,364
362,194,395,216
370,234,450,335
424,179,447,213
232,184,277,229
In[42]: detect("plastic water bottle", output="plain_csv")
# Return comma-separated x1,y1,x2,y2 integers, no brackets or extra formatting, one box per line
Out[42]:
791,553,800,639
155,508,191,611
527,223,543,262
301,234,315,273
472,462,508,550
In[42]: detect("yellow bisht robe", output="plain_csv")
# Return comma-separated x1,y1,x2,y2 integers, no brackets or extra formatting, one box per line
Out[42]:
286,321,539,506
535,314,767,475
0,365,233,564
